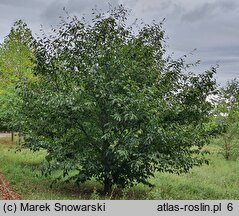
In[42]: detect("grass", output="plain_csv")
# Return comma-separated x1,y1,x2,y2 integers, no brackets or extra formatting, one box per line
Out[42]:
150,156,239,199
0,135,238,200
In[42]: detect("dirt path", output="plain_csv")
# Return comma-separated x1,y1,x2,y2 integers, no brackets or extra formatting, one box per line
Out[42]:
0,133,10,138
0,174,21,200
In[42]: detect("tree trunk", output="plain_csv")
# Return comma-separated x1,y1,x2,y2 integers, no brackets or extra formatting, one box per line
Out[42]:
101,140,112,195
223,135,231,160
11,132,14,142
103,177,112,195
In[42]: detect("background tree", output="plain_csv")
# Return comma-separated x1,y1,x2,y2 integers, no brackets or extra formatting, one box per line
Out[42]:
0,20,35,133
20,6,217,194
214,79,239,160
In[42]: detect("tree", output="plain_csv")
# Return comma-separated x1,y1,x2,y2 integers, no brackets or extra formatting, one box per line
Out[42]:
20,6,217,194
214,79,239,160
0,20,35,132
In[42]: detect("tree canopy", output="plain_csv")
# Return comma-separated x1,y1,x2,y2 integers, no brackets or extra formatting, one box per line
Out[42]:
18,6,217,193
0,20,35,131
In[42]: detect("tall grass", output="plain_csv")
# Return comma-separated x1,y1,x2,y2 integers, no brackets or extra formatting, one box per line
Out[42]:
149,155,239,199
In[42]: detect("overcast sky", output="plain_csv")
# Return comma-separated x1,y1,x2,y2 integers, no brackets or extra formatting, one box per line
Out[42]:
0,0,238,86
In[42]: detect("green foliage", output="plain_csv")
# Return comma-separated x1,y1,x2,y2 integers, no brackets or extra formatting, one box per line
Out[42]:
0,86,22,131
19,6,217,193
0,20,35,88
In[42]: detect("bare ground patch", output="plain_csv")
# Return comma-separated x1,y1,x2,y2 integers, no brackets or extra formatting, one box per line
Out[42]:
0,174,21,200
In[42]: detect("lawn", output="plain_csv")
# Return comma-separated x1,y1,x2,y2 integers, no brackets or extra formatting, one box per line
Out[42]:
0,135,238,200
